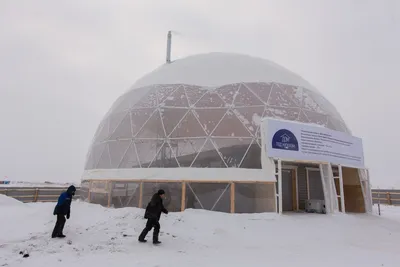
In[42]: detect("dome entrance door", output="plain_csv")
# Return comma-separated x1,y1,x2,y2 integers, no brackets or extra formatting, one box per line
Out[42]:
282,169,294,211
276,168,298,212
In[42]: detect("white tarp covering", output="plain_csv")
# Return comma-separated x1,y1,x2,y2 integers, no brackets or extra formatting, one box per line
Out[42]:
262,118,365,168
131,53,320,93
82,167,276,182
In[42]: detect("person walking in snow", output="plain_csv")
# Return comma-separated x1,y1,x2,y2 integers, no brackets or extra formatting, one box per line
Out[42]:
138,189,168,244
51,185,76,238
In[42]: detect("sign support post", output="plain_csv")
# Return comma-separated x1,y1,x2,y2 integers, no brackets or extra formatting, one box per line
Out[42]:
278,158,283,214
338,164,345,212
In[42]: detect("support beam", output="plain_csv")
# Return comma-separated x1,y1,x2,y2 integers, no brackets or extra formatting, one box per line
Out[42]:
107,181,112,208
138,182,143,208
292,170,298,211
278,159,283,214
338,165,345,213
34,188,39,202
387,192,392,205
88,181,92,203
181,182,186,212
230,182,235,213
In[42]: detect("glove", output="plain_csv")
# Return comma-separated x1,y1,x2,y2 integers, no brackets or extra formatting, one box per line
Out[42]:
66,213,70,219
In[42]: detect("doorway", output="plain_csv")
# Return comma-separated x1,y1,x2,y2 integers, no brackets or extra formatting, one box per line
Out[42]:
306,168,324,201
279,168,298,212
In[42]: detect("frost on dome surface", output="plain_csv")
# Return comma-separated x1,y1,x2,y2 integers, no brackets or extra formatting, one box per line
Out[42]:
84,53,349,171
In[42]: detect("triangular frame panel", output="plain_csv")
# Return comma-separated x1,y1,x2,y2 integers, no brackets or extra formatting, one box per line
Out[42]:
233,84,264,107
162,85,189,107
110,112,133,140
131,108,157,137
136,109,167,139
215,83,241,106
191,139,226,168
160,108,189,137
149,141,180,168
244,82,273,104
97,143,112,168
212,137,253,167
212,109,253,138
267,83,299,108
184,85,207,106
109,140,131,168
119,141,141,168
172,138,207,167
169,110,207,138
193,109,227,135
195,91,226,108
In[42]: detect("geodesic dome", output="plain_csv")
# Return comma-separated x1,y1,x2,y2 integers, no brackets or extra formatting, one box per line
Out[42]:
84,53,349,171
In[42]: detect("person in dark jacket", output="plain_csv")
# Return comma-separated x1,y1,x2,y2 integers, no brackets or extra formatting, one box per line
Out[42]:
51,185,76,238
138,189,168,244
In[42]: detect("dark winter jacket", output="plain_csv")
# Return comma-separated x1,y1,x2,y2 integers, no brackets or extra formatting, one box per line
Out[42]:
53,185,76,217
144,193,168,221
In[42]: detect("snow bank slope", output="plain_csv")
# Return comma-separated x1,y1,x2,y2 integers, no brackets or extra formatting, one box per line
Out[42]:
1,201,400,267
0,194,25,206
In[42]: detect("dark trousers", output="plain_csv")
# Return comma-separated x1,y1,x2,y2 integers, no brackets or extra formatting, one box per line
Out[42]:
52,214,66,237
139,218,160,242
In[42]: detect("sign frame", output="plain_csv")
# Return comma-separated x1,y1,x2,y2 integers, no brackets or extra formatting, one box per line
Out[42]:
262,118,365,169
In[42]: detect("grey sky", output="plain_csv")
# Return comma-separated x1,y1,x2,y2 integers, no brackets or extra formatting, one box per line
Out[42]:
0,0,399,187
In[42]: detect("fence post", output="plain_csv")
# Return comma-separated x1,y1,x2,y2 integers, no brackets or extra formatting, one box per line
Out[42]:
4,189,7,196
377,189,381,216
386,192,392,205
107,181,112,208
181,182,186,212
230,182,235,213
138,182,143,208
34,188,39,202
88,181,92,203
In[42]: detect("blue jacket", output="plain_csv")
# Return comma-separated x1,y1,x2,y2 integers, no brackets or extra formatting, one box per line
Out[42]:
53,185,75,216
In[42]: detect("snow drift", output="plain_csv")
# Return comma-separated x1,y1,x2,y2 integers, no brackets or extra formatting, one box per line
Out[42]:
1,198,400,267
0,194,26,207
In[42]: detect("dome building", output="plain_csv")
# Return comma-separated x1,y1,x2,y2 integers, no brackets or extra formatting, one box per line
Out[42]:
81,52,371,214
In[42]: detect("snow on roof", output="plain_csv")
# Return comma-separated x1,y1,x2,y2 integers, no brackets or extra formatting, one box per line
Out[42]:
82,168,276,182
0,181,76,188
131,52,319,92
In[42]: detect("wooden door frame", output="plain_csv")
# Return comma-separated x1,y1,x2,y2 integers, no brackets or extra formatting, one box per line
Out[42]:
282,165,299,211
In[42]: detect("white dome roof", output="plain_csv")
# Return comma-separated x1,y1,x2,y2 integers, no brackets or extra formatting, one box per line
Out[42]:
131,52,319,92
84,51,350,174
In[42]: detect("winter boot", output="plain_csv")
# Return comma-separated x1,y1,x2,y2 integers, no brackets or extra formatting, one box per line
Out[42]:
138,229,149,242
153,226,160,244
58,234,66,238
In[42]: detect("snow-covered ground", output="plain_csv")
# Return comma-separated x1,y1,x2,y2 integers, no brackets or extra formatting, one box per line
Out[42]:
1,195,399,267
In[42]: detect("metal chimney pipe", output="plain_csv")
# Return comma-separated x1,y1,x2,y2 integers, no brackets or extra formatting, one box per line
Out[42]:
166,31,172,63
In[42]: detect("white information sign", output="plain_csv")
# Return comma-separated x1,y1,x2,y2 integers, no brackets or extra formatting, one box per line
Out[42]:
264,118,365,168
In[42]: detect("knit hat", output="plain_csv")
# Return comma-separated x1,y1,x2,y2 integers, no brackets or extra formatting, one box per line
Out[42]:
157,189,165,195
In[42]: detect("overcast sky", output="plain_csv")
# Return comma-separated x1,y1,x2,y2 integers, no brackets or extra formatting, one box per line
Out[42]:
0,0,399,187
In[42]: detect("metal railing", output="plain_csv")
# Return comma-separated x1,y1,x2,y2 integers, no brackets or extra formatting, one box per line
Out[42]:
372,189,400,206
0,187,81,203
